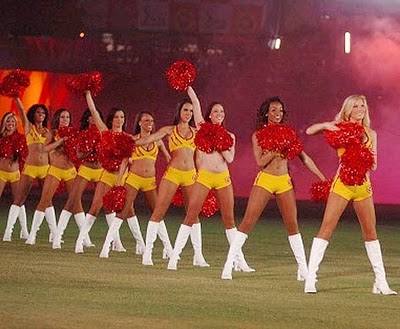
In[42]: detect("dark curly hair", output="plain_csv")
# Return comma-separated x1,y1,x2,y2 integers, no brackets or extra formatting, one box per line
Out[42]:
256,97,286,129
27,104,49,127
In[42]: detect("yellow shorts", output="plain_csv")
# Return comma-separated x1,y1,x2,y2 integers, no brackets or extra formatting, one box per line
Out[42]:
196,169,231,190
22,164,49,179
330,176,373,201
253,172,293,195
100,170,119,187
47,165,77,182
78,165,104,182
125,172,156,192
0,169,20,183
162,167,196,187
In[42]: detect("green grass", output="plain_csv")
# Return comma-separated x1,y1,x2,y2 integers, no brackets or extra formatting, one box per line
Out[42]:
0,201,399,329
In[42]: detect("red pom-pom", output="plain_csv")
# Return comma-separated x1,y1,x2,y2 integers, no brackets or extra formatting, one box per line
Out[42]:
214,125,234,152
65,72,103,98
256,124,303,160
200,190,219,218
194,122,233,153
0,70,30,98
194,122,214,153
77,125,102,163
324,122,365,150
98,131,135,172
57,126,81,168
0,132,28,167
339,145,374,185
171,186,219,217
171,187,185,207
310,179,333,202
103,186,127,212
166,60,196,91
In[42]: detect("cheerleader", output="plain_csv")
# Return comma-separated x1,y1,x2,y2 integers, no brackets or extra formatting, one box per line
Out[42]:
304,95,396,295
99,111,171,258
167,86,253,271
142,98,209,266
52,109,103,249
1,111,28,241
221,97,326,280
5,98,59,243
26,108,78,245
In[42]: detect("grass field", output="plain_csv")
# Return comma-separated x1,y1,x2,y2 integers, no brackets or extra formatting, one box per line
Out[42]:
0,197,399,329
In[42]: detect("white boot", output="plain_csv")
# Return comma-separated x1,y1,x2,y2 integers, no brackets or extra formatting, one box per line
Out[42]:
75,212,95,247
25,210,45,245
18,205,29,239
304,237,329,293
221,231,248,280
191,223,210,267
3,204,20,242
365,240,397,295
100,217,123,258
142,221,160,265
106,213,126,252
45,206,58,245
167,224,191,270
288,233,308,281
127,216,145,255
225,228,255,273
75,214,96,253
158,220,173,259
52,209,72,249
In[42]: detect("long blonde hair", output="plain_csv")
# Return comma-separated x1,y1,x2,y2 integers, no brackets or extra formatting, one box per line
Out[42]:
335,95,371,127
0,112,18,137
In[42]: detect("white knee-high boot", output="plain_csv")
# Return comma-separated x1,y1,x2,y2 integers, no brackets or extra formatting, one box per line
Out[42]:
52,209,72,249
75,214,96,253
100,217,124,258
106,213,126,252
191,223,210,267
158,220,173,259
365,240,397,295
288,233,308,281
3,204,20,242
18,205,29,239
225,228,255,272
25,210,46,245
45,206,58,244
304,237,329,293
127,216,145,255
74,212,95,247
142,221,160,265
221,231,248,280
167,224,191,270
